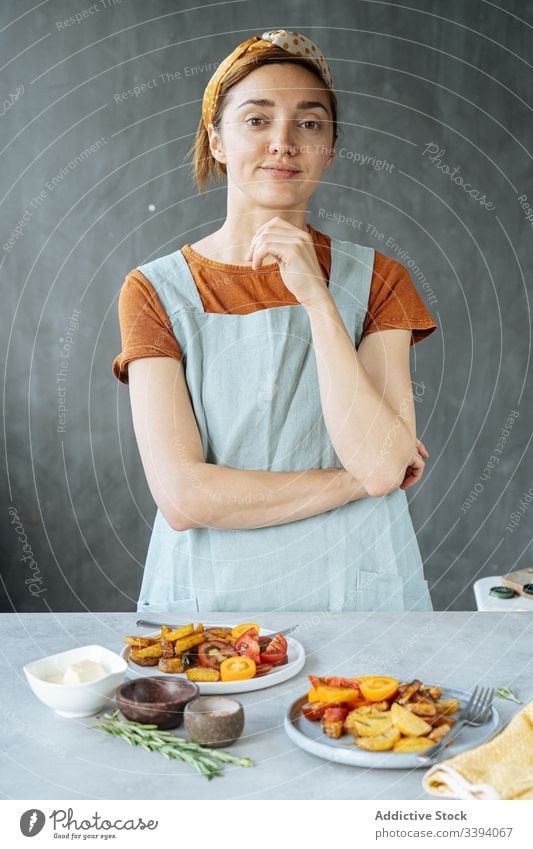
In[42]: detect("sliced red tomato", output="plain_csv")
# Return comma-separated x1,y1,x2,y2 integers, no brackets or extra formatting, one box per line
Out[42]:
308,674,321,689
234,628,260,664
259,632,287,665
301,701,329,721
323,704,350,722
321,676,360,689
253,662,274,677
197,639,238,669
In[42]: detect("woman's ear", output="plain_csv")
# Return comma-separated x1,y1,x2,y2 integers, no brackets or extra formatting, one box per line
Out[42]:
325,147,336,169
207,123,226,164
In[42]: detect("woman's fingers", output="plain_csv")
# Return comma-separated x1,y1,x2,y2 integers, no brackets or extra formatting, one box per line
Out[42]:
400,452,425,490
416,437,429,458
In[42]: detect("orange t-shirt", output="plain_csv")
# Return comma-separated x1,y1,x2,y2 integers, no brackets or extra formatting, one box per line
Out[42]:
112,224,437,384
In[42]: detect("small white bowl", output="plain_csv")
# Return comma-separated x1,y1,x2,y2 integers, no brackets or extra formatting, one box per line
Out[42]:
23,644,127,718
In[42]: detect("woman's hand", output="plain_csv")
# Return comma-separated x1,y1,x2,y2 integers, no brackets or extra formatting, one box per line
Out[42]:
399,438,429,490
245,217,329,307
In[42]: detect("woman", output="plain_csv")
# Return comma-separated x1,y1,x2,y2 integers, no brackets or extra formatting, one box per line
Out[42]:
112,29,438,614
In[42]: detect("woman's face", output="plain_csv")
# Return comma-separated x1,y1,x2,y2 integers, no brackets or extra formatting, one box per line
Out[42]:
208,63,336,209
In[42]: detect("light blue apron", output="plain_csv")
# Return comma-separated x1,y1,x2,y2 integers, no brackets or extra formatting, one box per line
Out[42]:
135,236,433,614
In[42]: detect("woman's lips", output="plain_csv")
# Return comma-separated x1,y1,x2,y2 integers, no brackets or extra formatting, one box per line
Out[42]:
260,167,301,179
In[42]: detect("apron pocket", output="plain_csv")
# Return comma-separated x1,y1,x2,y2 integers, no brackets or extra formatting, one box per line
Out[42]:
137,596,200,615
350,570,433,612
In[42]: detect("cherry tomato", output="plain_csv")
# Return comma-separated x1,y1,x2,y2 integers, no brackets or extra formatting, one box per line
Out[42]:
234,628,260,664
219,656,256,681
259,632,288,665
308,674,321,689
301,701,329,721
197,639,238,669
359,675,399,702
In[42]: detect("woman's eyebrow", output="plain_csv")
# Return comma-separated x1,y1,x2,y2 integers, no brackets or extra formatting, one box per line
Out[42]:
236,98,329,113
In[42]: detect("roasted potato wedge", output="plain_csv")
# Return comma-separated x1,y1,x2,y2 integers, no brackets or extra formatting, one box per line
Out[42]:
158,657,185,674
163,624,195,642
372,700,391,712
131,642,163,659
436,697,460,715
129,652,159,667
428,723,452,742
422,685,442,700
185,667,220,682
202,628,233,641
391,702,432,736
173,633,206,652
396,680,421,704
344,707,393,738
393,735,434,753
355,726,401,751
160,639,174,659
123,636,157,648
404,700,437,717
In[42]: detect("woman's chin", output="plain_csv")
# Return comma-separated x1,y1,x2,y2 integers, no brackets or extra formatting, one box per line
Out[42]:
251,184,305,205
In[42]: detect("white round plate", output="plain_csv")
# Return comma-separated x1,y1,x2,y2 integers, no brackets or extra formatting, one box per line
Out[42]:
285,687,501,769
121,626,305,694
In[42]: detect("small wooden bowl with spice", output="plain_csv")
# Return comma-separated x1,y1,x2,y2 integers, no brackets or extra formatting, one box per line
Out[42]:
184,695,245,747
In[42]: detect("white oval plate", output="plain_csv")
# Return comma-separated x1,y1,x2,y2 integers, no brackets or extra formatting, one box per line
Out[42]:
121,626,305,694
285,687,501,769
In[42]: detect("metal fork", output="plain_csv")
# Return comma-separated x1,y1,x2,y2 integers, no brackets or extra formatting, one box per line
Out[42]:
417,686,495,764
135,619,299,638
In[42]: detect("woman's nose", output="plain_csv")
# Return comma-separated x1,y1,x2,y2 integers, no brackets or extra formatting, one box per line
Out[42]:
267,120,298,153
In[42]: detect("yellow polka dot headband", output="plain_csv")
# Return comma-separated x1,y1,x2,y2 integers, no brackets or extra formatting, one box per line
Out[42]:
201,29,333,130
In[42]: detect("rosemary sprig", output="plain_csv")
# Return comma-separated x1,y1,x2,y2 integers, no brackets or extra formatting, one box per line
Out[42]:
94,710,254,780
495,686,522,705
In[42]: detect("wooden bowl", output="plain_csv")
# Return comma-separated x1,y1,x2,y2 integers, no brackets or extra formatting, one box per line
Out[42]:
116,676,199,729
184,696,245,747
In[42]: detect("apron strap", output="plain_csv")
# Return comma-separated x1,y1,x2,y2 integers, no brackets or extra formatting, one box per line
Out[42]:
137,250,205,317
139,239,375,338
329,238,374,339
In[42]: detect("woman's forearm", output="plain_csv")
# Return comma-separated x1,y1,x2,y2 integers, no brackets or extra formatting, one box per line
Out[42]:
305,294,414,495
173,464,370,531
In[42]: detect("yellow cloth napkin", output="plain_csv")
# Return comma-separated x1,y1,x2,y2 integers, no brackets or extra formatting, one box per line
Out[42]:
422,701,533,800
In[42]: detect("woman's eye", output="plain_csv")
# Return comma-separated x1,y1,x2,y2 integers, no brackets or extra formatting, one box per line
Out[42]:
245,118,322,129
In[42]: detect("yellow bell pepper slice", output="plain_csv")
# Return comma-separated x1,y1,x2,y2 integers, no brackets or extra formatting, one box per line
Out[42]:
308,684,363,705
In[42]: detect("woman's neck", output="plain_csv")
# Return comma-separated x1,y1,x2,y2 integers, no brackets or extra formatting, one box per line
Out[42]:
202,211,310,265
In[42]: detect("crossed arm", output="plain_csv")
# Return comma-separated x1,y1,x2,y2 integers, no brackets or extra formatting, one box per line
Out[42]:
306,298,417,496
128,320,423,531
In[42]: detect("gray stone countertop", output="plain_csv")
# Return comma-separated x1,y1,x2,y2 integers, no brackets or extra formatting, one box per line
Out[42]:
2,611,531,800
